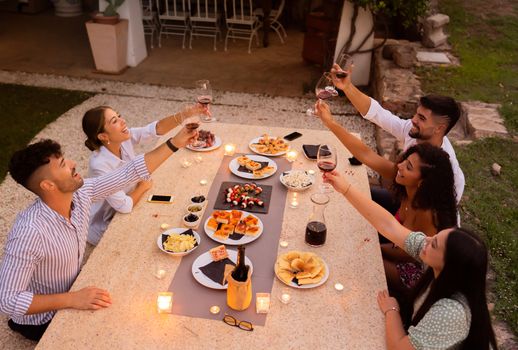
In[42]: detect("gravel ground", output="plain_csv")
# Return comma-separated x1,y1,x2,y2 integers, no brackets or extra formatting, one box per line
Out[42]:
0,71,377,349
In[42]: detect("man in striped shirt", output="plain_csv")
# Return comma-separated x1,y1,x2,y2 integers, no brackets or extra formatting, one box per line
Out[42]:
0,126,196,341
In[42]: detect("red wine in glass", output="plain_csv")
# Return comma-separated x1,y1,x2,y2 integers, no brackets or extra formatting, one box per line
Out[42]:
316,90,335,100
317,160,337,173
185,122,200,131
305,221,327,246
197,95,212,105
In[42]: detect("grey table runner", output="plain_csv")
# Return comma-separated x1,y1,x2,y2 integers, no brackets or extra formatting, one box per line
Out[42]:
168,154,291,325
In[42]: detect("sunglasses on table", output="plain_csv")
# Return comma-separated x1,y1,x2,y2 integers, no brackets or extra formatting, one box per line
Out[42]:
222,314,254,331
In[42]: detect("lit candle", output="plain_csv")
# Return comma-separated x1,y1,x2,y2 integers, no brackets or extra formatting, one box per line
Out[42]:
307,169,316,175
180,158,192,168
286,150,298,162
194,155,203,163
160,223,170,230
280,292,291,304
279,240,289,248
334,283,344,291
209,305,220,315
289,192,299,209
256,293,271,314
157,292,173,313
200,179,208,186
224,144,236,156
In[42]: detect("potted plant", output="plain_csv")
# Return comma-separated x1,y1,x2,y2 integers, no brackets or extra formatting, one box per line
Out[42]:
85,0,128,74
92,0,125,25
334,0,429,85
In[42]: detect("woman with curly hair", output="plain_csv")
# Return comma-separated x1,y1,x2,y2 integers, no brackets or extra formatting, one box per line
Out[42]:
314,101,457,295
323,169,497,350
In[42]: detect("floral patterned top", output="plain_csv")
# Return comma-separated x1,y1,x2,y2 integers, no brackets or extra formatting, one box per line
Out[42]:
404,232,471,350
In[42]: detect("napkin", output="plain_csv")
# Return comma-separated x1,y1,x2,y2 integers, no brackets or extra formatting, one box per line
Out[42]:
302,145,329,159
199,258,236,285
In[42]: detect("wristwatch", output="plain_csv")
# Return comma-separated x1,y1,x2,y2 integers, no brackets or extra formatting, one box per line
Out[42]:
166,138,179,153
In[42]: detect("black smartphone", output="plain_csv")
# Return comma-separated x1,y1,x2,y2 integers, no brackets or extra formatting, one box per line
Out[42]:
284,132,302,141
147,194,174,204
348,157,363,166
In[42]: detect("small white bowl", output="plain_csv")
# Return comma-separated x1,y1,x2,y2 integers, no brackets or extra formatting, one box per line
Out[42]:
190,195,207,206
186,204,204,215
183,213,200,228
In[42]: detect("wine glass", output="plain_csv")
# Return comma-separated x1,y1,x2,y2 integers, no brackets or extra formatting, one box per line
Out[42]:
195,79,215,123
183,115,206,148
306,73,338,117
317,144,337,193
335,53,353,79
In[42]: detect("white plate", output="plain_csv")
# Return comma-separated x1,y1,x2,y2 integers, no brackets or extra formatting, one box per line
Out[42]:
157,228,201,257
248,136,289,156
186,135,222,152
204,210,264,246
279,170,315,192
274,258,329,289
229,154,278,180
191,249,254,290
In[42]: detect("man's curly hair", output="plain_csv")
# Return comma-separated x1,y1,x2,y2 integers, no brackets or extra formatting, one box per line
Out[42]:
392,143,457,230
8,139,62,189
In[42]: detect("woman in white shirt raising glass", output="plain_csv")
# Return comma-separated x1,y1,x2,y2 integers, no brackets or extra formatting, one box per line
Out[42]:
82,104,208,245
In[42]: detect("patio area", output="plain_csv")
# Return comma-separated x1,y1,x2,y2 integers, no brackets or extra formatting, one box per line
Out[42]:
0,9,322,97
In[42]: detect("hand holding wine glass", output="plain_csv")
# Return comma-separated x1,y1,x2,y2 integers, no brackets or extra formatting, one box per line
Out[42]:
195,80,215,122
317,144,337,193
331,53,353,91
306,73,338,117
182,115,205,148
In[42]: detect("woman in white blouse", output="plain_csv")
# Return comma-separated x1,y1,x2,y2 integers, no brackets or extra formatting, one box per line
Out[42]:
323,170,497,350
82,104,207,245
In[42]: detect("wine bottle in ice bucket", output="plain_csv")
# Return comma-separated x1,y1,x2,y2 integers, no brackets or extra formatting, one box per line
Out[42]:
226,245,252,310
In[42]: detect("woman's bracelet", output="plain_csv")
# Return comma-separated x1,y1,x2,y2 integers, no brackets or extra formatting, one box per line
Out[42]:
343,183,352,195
383,306,400,316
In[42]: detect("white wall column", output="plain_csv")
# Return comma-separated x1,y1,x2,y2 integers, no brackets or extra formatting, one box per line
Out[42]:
334,1,374,86
99,0,147,67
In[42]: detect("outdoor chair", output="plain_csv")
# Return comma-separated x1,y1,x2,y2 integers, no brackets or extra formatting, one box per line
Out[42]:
140,0,160,49
188,0,221,51
224,0,262,53
254,0,287,44
157,0,190,49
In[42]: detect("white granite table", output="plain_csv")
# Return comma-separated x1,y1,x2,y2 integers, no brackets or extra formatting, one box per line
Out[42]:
36,124,387,350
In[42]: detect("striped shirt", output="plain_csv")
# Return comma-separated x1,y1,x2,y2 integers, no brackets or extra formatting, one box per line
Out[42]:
0,154,149,325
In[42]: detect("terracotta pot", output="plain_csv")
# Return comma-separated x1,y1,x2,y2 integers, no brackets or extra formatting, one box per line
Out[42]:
91,11,120,25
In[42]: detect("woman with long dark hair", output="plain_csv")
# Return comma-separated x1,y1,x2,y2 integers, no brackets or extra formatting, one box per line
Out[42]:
314,101,457,294
82,104,208,245
323,170,497,350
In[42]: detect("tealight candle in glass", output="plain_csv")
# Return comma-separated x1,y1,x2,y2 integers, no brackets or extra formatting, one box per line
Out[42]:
256,293,271,314
286,150,298,162
157,292,173,313
289,192,299,209
279,289,291,304
224,144,236,156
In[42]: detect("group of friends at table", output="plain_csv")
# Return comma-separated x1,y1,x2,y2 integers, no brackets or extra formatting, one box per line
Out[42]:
0,61,498,349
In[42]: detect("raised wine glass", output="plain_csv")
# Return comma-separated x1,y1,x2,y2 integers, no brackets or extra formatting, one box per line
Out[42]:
195,79,215,123
183,115,206,148
317,144,337,193
334,53,353,79
306,73,338,117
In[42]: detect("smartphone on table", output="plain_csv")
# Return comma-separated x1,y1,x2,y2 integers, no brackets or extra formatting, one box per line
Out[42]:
284,132,302,141
147,194,174,204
